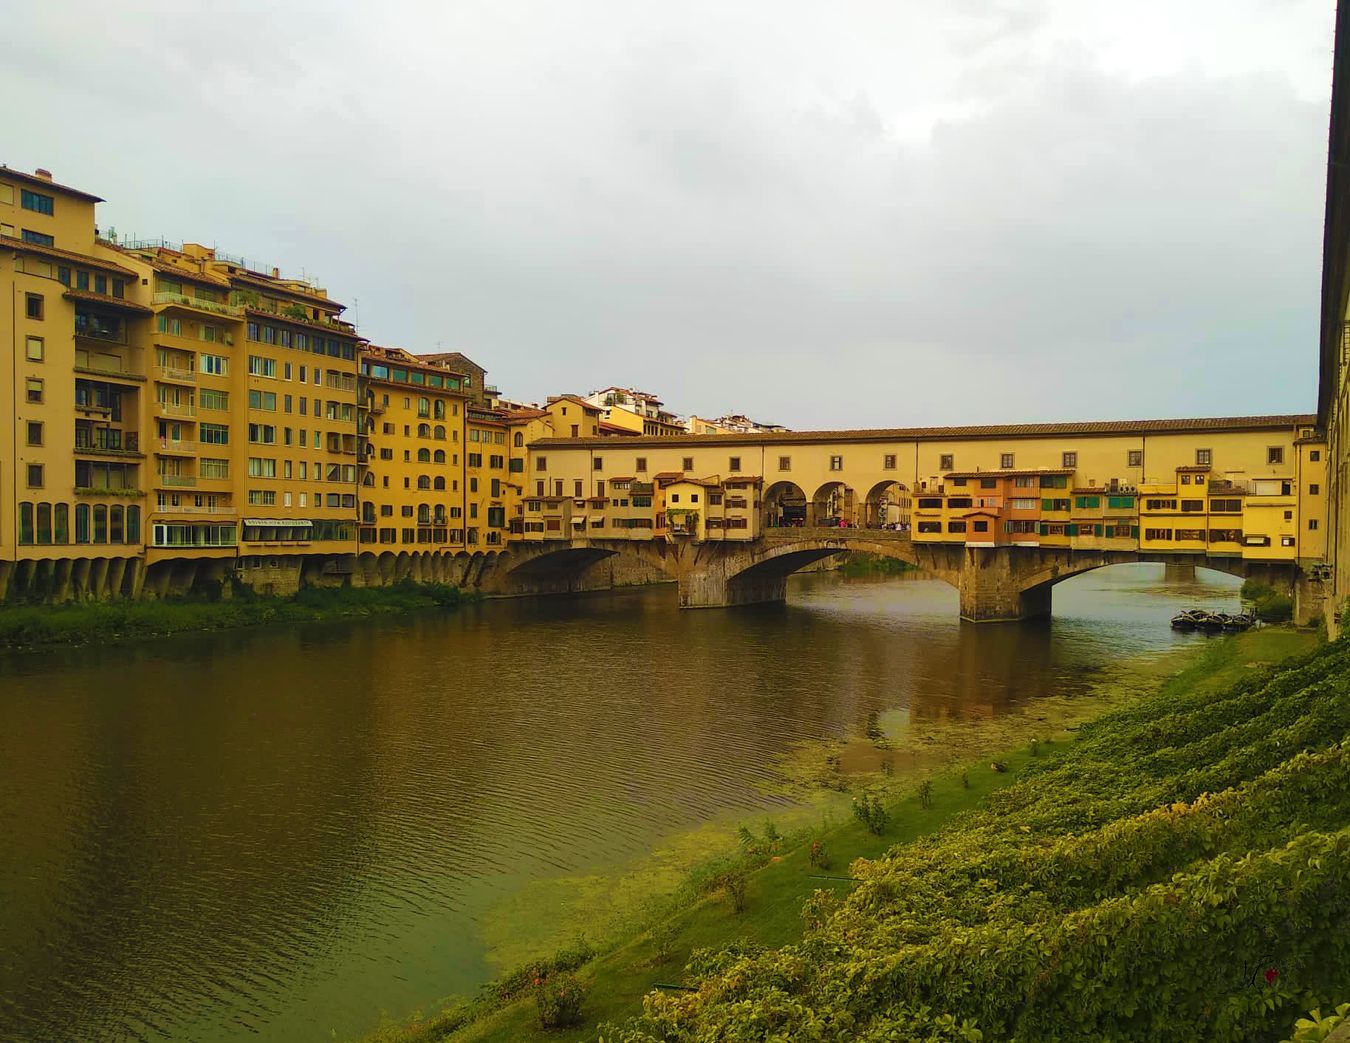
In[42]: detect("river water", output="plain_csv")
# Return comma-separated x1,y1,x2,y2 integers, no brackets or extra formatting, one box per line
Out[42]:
0,564,1241,1042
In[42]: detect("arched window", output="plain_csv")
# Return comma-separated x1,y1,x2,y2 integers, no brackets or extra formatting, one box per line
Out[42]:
433,425,445,440
36,503,53,545
110,505,125,544
126,505,140,545
18,502,34,545
417,505,430,524
92,505,108,543
417,423,430,438
433,449,446,464
75,504,90,544
434,506,446,523
433,477,446,490
417,397,430,417
514,432,524,447
433,400,446,420
417,448,431,463
417,475,431,490
362,472,375,486
54,503,69,544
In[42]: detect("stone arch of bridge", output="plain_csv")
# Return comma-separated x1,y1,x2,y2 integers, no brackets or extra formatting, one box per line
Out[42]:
763,480,808,529
722,535,937,604
808,481,858,527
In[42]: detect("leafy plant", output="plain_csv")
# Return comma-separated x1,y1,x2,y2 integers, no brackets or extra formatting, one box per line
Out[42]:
917,779,932,809
722,870,748,914
533,972,584,1029
852,793,889,835
1283,1002,1350,1043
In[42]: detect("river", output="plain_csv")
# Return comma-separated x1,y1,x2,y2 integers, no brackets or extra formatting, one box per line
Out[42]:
0,563,1242,1042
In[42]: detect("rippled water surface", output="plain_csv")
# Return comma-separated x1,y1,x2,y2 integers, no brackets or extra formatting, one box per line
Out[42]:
0,564,1241,1041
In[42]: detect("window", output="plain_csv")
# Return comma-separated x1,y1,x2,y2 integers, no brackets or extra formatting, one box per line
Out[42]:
728,456,742,472
249,390,277,411
200,423,229,445
248,457,277,478
200,458,229,479
1181,499,1204,513
939,454,954,470
536,456,547,472
26,378,43,403
25,293,43,320
1127,450,1142,467
25,421,42,446
248,356,277,378
593,457,604,471
1196,448,1212,466
1267,446,1284,465
636,457,647,472
682,457,694,471
248,423,276,444
883,454,896,470
27,464,43,488
1062,451,1077,468
25,336,44,361
1145,528,1173,541
21,189,54,215
1310,519,1320,531
200,389,229,411
778,456,791,471
1311,450,1321,462
201,354,228,376
22,229,55,247
1000,453,1015,469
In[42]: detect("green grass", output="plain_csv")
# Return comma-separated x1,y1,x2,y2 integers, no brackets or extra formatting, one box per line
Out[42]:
361,626,1320,1043
0,579,473,651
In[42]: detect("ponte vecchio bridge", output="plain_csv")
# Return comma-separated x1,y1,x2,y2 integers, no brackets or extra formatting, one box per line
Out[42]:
499,414,1331,622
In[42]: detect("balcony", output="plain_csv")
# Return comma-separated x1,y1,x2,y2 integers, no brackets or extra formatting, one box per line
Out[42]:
158,474,197,488
156,366,197,384
73,318,128,344
155,504,237,516
152,291,244,318
155,439,198,455
155,400,196,418
74,431,141,457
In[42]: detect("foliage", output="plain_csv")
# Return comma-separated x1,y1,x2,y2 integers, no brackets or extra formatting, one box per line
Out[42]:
722,871,748,914
0,579,472,650
852,793,889,835
1283,1002,1350,1043
646,921,679,965
808,840,831,871
1241,579,1295,622
608,639,1350,1042
533,972,585,1029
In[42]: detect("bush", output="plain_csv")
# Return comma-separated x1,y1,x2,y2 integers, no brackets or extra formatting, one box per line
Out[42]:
852,793,889,835
647,921,678,965
1254,593,1294,623
722,870,748,914
1283,1002,1350,1043
534,972,585,1029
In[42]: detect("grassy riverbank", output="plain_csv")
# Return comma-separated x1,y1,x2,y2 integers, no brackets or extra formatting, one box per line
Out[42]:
836,551,916,577
362,626,1330,1043
0,580,474,651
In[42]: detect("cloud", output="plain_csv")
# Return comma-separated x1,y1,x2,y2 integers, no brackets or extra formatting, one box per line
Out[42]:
1,0,1333,427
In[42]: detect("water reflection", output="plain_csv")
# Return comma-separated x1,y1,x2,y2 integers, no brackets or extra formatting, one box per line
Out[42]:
0,563,1238,1041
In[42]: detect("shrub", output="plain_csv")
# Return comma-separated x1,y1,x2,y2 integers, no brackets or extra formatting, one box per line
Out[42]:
534,972,584,1029
852,793,889,835
918,779,932,809
1254,593,1294,623
1283,1002,1350,1043
722,870,748,913
646,921,678,965
808,840,831,870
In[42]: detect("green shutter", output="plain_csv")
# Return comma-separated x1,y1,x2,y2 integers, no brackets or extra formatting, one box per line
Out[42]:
1042,499,1053,511
1039,523,1049,536
1095,524,1104,536
1131,525,1140,539
1066,523,1078,536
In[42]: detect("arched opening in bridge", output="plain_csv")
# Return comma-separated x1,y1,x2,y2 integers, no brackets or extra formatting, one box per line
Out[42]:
763,481,807,528
810,481,857,527
863,480,910,530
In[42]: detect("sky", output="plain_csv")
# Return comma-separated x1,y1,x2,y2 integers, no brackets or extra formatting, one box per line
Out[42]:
4,0,1337,429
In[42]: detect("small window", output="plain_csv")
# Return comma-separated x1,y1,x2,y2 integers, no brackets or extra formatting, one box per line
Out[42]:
883,454,897,469
939,454,953,471
1310,449,1321,462
25,293,43,320
1000,453,1014,469
1309,519,1320,531
1267,446,1284,465
26,463,43,488
25,377,43,403
25,336,44,361
1062,451,1077,468
829,455,843,471
778,456,791,471
682,457,694,471
25,421,42,446
636,457,647,472
1196,448,1212,466
536,456,547,472
729,456,741,472
1310,483,1320,495
1128,450,1143,467
593,457,604,471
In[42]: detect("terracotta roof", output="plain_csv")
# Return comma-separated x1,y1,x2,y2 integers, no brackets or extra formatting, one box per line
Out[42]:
505,408,549,421
1175,465,1212,472
0,235,137,276
723,475,764,484
599,421,640,435
652,471,684,480
117,250,232,288
531,414,1318,449
418,351,484,372
607,476,636,482
0,166,104,202
946,468,1075,479
230,271,345,311
548,394,604,413
244,307,364,340
62,288,153,314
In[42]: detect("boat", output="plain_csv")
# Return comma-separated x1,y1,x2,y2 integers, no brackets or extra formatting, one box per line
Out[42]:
1170,608,1257,633
1170,609,1207,631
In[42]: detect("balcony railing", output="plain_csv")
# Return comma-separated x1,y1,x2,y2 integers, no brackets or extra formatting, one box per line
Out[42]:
158,474,197,487
156,401,196,418
156,366,197,383
156,504,236,516
75,431,140,455
156,439,198,454
73,321,126,344
152,291,244,317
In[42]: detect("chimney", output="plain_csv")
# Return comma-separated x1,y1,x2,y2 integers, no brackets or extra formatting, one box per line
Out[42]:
271,267,280,278
34,168,53,182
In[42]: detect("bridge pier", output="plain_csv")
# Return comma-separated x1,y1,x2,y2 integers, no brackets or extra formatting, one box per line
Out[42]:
958,546,1053,623
678,566,788,608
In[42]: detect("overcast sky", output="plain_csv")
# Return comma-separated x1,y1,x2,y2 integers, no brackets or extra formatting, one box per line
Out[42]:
5,1,1336,428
